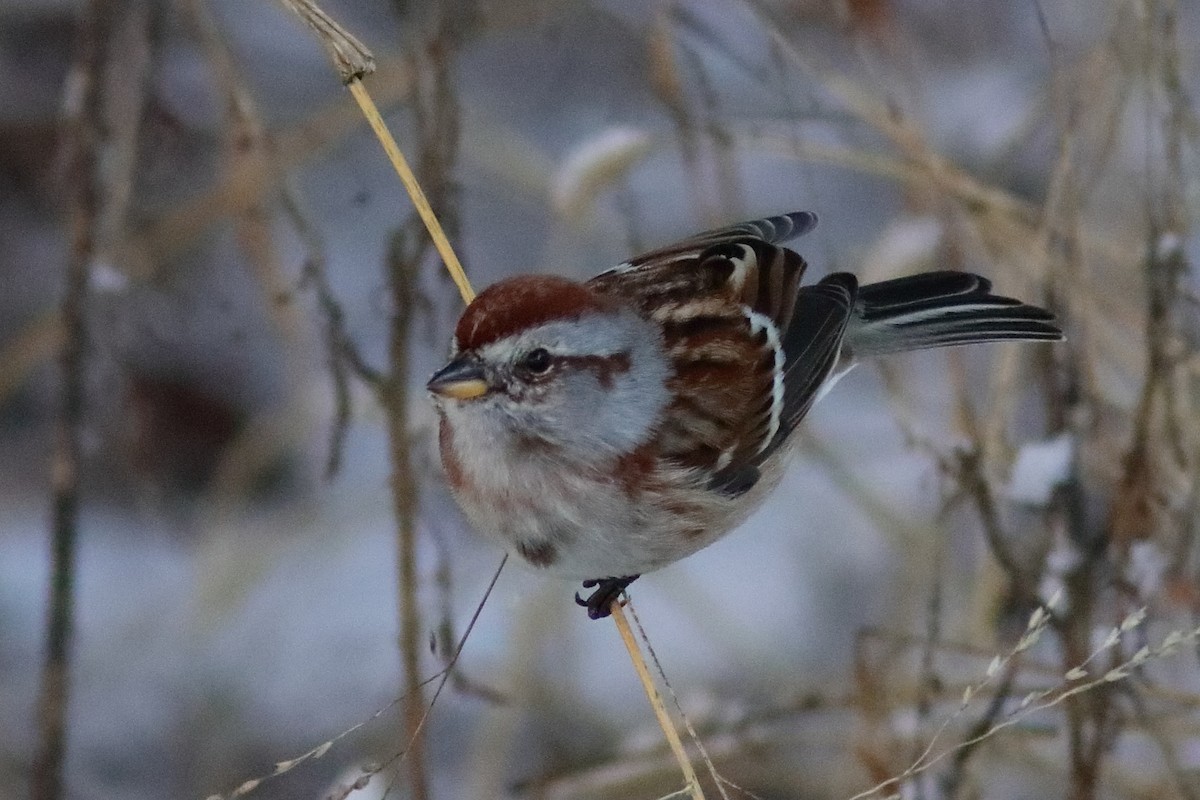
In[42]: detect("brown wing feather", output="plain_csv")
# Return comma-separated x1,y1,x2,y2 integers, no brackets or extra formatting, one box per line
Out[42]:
589,211,813,329
648,302,771,472
587,213,816,489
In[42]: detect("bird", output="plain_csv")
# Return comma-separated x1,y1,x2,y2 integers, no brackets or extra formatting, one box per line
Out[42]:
427,212,1062,619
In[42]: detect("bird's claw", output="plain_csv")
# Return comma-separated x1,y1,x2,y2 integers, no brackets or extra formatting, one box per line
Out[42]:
574,575,639,619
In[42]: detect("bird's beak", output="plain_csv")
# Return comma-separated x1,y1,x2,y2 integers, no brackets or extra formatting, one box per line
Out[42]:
427,355,489,400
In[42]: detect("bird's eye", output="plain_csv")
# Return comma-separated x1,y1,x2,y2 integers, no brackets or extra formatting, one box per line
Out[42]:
522,347,552,374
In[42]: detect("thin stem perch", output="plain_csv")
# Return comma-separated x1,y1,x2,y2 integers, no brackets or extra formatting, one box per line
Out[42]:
346,80,474,304
278,4,704,797
612,601,706,800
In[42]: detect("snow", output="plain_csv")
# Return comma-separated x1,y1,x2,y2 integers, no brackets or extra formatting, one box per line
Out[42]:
1005,434,1074,506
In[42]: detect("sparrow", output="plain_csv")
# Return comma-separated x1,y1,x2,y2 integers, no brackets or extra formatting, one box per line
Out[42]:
427,212,1062,618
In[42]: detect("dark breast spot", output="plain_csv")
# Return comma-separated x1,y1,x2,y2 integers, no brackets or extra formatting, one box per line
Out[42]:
516,538,558,568
613,441,658,496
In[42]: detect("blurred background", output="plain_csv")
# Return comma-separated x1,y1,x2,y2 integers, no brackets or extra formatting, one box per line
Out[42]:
2,1,1198,798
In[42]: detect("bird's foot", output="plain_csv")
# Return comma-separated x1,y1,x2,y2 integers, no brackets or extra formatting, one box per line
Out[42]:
574,575,639,620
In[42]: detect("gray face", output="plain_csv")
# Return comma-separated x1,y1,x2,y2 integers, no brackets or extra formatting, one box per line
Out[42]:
438,308,672,465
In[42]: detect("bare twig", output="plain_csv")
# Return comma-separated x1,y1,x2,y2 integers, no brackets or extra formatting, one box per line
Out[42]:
183,0,321,512
113,55,415,279
381,7,472,795
32,3,117,798
279,187,375,479
953,445,1037,605
910,514,948,800
626,599,739,800
385,226,430,800
429,525,506,703
1111,0,1192,553
400,2,470,270
647,11,719,227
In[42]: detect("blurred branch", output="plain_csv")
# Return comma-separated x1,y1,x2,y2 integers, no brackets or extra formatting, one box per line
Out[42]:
112,57,415,279
1111,0,1194,553
3,39,415,418
1123,682,1200,800
346,77,475,305
430,526,507,703
174,0,312,517
378,4,475,795
953,445,1038,604
938,660,1019,799
187,0,301,346
31,2,112,798
648,12,720,227
209,0,386,477
284,185,383,477
0,313,63,409
386,226,430,800
911,515,947,800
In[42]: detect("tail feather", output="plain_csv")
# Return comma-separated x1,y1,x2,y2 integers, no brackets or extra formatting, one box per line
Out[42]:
857,271,985,310
846,271,1062,356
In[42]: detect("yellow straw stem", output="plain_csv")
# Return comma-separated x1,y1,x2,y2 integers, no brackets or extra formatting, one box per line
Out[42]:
279,2,707,796
347,78,476,305
350,73,702,796
611,601,705,800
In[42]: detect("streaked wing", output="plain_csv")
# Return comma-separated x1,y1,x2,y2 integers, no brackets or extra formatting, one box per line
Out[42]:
612,211,817,268
691,275,856,494
587,212,826,494
589,211,816,330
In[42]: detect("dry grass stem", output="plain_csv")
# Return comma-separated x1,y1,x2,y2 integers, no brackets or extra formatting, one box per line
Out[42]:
626,600,744,800
280,5,708,798
275,0,376,82
347,80,475,305
612,600,706,800
204,555,507,800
